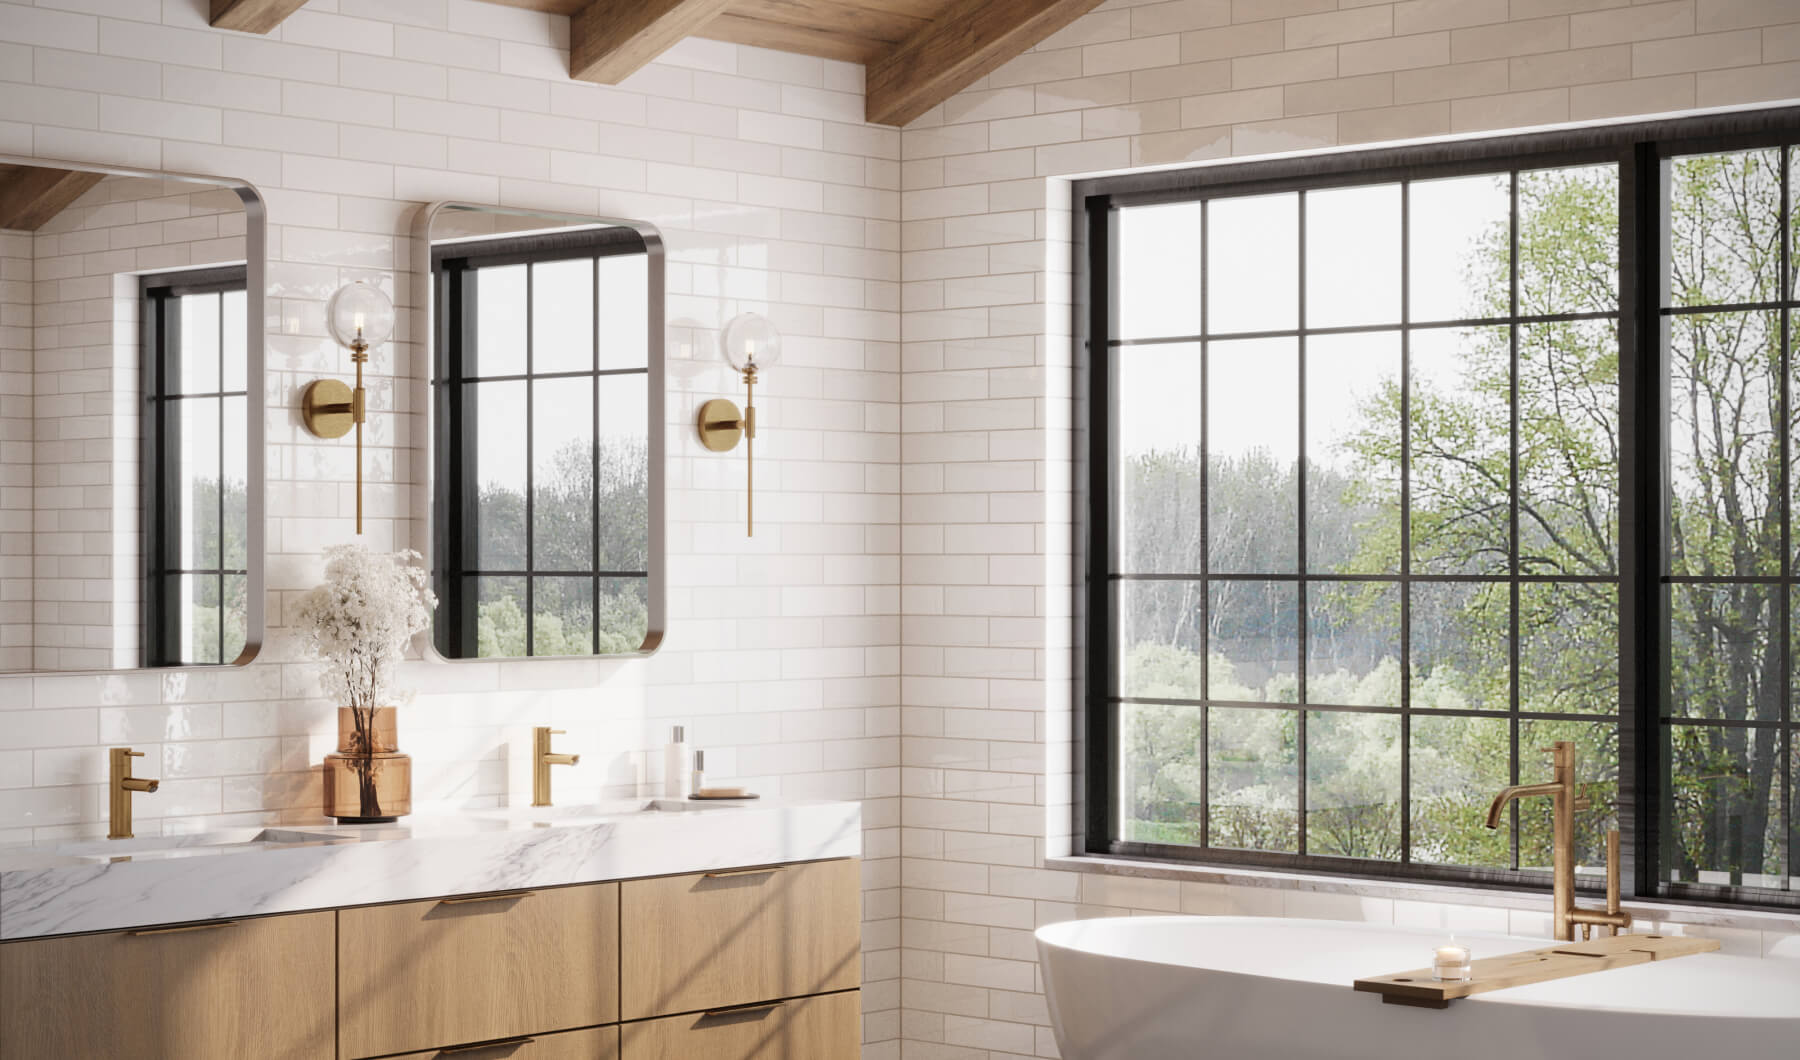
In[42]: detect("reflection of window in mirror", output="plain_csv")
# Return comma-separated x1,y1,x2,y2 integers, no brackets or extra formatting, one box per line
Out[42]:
432,228,651,658
142,268,249,667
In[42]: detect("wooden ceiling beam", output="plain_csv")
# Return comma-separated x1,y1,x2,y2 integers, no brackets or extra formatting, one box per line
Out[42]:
0,167,104,231
209,0,310,34
865,0,1105,126
571,0,736,84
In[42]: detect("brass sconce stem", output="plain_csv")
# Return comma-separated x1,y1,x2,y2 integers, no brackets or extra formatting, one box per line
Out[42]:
301,335,370,534
695,364,761,537
353,341,366,534
744,365,756,537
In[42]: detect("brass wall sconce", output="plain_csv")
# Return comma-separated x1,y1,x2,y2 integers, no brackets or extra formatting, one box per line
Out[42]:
303,280,395,535
697,313,781,536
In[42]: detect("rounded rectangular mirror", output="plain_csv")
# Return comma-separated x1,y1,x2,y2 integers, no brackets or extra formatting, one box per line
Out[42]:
413,203,664,660
0,157,265,673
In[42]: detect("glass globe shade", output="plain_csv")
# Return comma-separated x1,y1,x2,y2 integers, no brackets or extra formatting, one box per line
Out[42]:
721,312,781,374
328,280,396,349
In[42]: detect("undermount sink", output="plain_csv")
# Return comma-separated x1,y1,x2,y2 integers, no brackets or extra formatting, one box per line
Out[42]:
471,798,752,825
53,828,351,860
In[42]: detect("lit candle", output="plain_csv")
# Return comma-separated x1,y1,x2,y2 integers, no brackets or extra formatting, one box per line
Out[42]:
1433,942,1472,982
354,311,366,335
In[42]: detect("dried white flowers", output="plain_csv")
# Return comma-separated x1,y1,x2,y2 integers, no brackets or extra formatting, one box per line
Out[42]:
295,544,437,710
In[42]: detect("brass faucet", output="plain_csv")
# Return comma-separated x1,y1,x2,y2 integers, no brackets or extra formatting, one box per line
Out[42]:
532,727,579,807
108,748,159,839
1485,740,1630,941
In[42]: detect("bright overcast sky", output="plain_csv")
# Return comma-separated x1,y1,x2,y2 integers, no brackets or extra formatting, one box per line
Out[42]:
1114,174,1511,466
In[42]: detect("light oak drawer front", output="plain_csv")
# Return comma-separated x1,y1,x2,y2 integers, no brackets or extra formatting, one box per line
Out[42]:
339,883,620,1059
0,911,335,1060
621,991,860,1060
387,1023,620,1059
620,857,860,1019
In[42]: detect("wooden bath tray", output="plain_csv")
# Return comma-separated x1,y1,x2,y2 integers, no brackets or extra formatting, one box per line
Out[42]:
1354,933,1720,1008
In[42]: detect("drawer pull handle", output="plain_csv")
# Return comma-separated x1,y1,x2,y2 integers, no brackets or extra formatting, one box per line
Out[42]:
438,891,534,905
702,866,784,879
438,1036,535,1055
126,920,238,937
703,1000,787,1018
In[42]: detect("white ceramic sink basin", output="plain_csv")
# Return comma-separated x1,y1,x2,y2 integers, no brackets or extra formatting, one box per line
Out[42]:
52,828,351,860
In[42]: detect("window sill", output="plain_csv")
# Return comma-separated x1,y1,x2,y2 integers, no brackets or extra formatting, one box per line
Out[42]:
1045,854,1800,936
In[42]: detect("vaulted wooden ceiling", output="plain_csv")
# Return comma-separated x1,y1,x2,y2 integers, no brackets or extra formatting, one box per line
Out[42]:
211,0,1105,127
0,165,104,231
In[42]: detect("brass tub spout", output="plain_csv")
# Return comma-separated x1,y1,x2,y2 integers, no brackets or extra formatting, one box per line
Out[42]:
1483,741,1631,941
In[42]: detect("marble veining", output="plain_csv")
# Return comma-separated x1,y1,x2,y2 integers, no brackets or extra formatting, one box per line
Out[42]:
0,798,861,939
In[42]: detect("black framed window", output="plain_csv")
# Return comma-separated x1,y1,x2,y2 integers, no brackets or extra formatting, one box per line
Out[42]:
1077,107,1800,909
143,266,249,667
433,228,651,658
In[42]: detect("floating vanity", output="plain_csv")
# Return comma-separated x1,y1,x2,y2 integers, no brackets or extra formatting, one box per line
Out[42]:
0,798,861,1059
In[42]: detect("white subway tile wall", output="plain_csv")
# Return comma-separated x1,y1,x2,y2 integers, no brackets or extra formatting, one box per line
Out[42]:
0,229,28,672
896,0,1798,1057
0,0,1795,1055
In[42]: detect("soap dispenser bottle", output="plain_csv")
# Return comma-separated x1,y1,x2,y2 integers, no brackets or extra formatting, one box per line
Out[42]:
664,726,690,799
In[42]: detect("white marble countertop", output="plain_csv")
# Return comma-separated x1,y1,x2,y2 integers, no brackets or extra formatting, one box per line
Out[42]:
0,797,862,939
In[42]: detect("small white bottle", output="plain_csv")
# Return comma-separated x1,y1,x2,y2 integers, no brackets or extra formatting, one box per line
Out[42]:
663,726,690,799
690,749,706,795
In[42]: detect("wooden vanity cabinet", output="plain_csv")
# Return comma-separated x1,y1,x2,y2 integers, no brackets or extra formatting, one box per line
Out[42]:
620,990,860,1060
337,881,619,1060
385,1024,620,1059
0,856,859,1060
619,858,860,1021
0,910,335,1060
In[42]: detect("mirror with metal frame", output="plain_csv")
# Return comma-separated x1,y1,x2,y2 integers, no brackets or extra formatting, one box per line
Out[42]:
0,158,265,673
413,203,663,660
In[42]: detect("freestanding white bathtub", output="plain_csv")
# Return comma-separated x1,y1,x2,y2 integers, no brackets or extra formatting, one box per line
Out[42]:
1037,915,1800,1060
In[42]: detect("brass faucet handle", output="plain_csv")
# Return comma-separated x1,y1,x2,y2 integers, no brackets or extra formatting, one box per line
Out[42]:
125,750,144,759
550,729,566,736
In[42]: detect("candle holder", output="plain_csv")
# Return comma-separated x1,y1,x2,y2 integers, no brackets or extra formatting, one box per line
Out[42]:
1432,941,1472,982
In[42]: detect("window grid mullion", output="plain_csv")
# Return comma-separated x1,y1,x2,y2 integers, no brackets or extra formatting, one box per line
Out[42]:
1199,196,1211,852
1400,178,1414,867
524,262,535,657
1781,143,1794,890
1297,189,1309,858
1509,168,1523,872
220,292,231,662
601,253,608,658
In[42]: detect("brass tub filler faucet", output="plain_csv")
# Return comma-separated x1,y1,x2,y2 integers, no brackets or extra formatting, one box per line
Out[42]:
1485,740,1631,941
108,747,160,840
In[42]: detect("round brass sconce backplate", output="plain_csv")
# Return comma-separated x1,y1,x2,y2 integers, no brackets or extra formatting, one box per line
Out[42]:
697,398,744,452
302,379,356,439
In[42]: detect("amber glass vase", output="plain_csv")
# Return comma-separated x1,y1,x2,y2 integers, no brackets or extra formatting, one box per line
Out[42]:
322,706,412,823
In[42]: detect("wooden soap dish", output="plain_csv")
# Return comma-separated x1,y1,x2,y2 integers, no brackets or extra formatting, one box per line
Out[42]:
690,787,758,800
1354,933,1720,1008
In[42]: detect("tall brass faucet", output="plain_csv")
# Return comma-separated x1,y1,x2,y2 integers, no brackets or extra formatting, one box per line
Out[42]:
532,727,579,807
108,747,159,840
1485,740,1630,941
